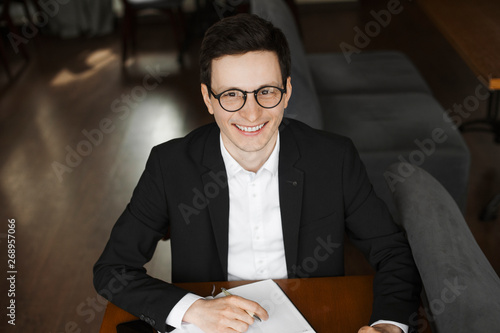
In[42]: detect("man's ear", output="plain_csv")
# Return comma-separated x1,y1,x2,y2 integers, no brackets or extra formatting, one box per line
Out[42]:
283,77,292,109
201,84,214,115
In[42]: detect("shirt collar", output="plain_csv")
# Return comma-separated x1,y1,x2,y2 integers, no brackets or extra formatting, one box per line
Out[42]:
220,133,280,179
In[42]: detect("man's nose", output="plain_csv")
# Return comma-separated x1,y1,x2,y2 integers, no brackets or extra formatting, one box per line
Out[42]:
239,94,261,122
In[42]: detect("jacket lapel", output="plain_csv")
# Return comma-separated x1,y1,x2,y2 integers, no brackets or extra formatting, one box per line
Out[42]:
278,122,304,277
201,125,230,279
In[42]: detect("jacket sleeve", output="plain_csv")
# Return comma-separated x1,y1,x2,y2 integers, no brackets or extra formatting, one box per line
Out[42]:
341,139,422,326
93,146,188,333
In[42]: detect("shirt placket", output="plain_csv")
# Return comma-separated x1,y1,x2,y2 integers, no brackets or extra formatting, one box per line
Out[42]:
248,171,269,279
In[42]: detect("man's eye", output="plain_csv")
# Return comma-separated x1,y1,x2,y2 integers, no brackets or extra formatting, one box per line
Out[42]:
259,88,276,96
223,91,240,98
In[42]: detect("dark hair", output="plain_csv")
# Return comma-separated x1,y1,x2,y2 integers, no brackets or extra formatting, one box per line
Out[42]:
199,13,291,87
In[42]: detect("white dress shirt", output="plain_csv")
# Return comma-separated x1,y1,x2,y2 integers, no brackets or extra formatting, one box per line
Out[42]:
222,134,288,281
165,134,407,333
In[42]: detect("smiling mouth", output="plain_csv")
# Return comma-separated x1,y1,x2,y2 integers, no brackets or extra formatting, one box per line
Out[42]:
234,123,266,133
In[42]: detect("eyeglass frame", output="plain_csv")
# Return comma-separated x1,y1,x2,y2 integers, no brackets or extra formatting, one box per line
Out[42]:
207,85,287,112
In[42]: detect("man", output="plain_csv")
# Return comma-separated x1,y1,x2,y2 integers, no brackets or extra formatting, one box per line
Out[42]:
94,14,421,333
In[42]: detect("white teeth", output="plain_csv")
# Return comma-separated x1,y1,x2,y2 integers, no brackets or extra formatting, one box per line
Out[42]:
235,123,265,132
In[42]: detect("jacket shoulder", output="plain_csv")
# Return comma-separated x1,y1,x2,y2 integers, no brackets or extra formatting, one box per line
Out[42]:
282,118,354,151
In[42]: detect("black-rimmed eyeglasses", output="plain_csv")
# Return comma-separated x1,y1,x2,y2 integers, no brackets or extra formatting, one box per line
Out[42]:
208,86,286,112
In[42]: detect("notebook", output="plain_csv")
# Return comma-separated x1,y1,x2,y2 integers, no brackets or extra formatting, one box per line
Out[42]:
172,279,316,333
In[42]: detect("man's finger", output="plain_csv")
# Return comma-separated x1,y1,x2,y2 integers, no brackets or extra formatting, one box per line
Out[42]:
357,324,402,333
227,295,269,321
221,314,250,333
220,299,255,326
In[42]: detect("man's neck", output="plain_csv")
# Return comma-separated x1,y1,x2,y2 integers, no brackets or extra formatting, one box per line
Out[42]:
222,135,278,173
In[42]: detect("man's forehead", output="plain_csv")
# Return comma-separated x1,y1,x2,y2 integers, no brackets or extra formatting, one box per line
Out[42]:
210,51,282,89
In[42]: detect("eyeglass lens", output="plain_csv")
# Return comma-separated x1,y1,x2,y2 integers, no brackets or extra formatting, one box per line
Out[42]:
219,87,283,111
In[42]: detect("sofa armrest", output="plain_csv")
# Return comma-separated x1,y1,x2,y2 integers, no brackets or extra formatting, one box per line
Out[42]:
386,162,500,332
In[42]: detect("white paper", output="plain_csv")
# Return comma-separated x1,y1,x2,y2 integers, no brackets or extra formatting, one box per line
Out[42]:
172,279,316,333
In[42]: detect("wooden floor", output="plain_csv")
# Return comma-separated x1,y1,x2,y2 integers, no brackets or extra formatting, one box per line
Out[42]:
1,1,499,332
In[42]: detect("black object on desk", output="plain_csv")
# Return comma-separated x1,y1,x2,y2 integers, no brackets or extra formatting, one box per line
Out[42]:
117,319,156,333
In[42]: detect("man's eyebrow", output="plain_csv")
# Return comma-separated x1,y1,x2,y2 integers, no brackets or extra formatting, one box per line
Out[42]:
257,82,281,89
216,82,282,92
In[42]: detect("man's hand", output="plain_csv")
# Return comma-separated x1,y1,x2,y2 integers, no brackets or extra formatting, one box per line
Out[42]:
183,295,269,333
358,323,403,333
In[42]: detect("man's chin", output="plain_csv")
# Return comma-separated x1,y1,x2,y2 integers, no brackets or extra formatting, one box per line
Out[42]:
236,137,277,154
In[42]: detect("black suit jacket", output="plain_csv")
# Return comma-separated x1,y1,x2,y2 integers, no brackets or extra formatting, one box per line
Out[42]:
94,119,421,332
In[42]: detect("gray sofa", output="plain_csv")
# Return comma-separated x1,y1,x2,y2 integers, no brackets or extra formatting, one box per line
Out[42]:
388,162,500,332
250,0,470,216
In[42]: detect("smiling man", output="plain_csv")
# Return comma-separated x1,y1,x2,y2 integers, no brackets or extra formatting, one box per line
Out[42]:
94,14,421,333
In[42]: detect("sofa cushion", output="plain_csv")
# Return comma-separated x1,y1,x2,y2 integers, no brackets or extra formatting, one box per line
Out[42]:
307,51,432,95
319,92,470,215
251,0,323,129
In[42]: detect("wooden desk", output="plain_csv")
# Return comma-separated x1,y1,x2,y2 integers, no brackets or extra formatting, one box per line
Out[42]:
99,276,431,333
419,0,500,139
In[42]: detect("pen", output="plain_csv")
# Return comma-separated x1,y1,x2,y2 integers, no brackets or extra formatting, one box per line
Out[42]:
221,288,262,322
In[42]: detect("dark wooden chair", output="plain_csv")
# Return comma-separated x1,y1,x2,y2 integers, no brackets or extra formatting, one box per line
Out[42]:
0,0,35,79
0,36,12,78
120,0,185,65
